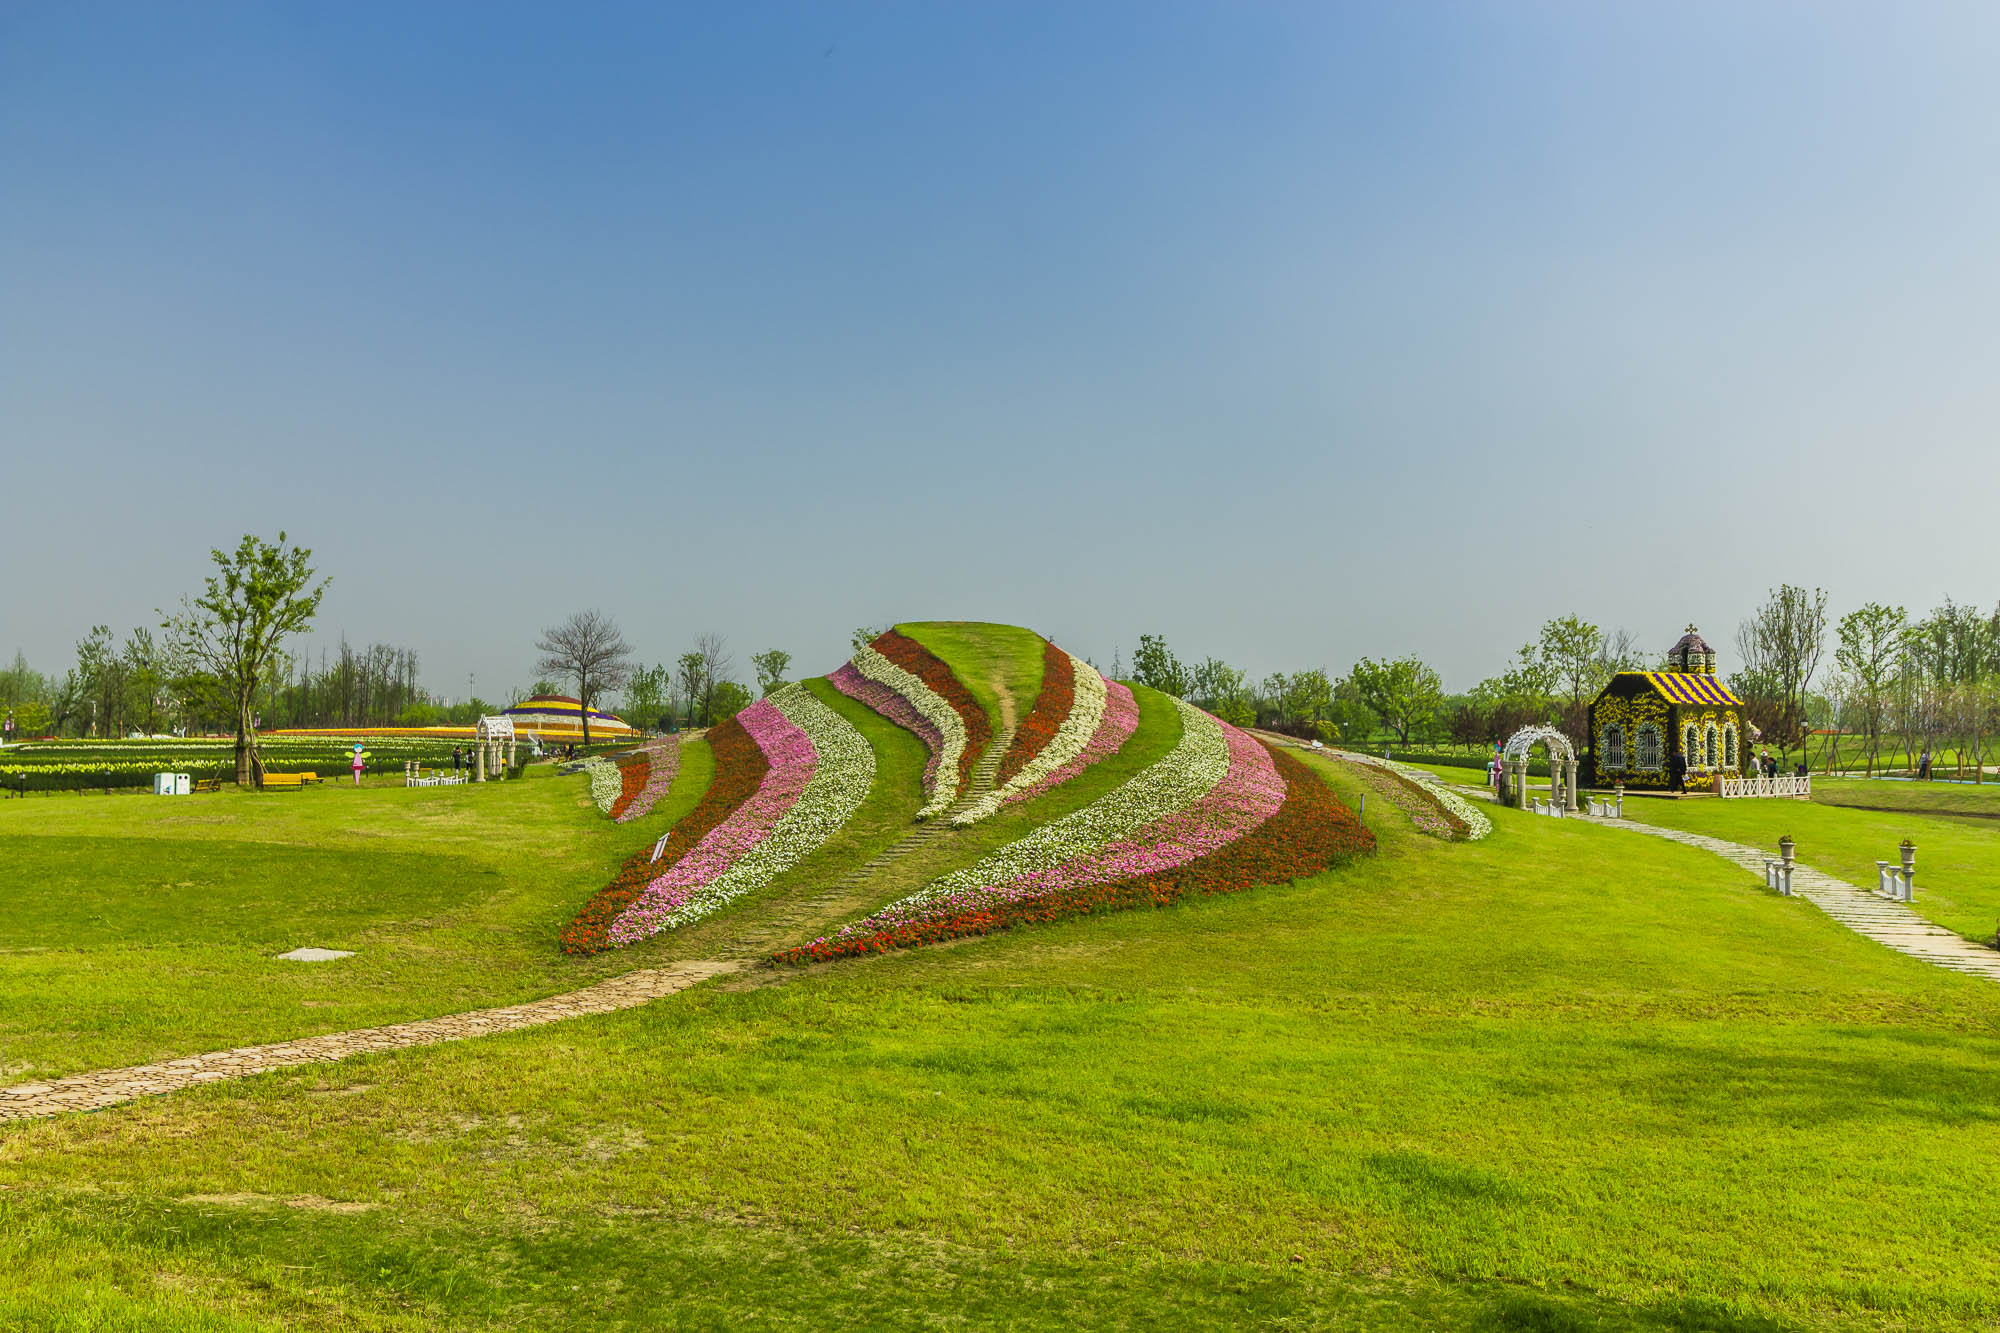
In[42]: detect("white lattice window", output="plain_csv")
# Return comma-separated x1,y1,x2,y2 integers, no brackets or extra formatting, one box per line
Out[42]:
1683,724,1699,765
1724,724,1738,768
1636,724,1663,772
1600,723,1626,771
1703,725,1718,768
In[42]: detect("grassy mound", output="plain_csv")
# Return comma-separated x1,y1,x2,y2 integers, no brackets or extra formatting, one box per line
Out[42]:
7,764,2000,1329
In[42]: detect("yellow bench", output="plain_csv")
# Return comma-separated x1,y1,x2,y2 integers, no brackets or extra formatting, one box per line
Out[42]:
192,777,222,794
260,771,320,790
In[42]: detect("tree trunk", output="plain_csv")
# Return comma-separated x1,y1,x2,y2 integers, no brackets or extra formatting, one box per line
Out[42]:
580,676,592,753
235,695,256,786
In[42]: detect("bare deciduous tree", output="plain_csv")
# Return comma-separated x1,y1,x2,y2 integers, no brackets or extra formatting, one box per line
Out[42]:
535,610,634,750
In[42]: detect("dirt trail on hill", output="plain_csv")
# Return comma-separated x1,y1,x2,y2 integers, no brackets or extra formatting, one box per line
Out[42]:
1,682,1025,1124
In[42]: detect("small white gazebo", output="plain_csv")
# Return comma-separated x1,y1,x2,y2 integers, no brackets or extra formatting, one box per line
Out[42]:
1502,725,1579,813
473,715,517,781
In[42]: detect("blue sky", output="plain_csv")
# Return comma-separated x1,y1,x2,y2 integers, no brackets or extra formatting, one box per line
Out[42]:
4,2,1996,699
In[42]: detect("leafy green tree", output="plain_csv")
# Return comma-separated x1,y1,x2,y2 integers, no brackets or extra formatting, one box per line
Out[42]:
675,651,709,727
1346,656,1444,745
1735,585,1828,765
1835,602,1907,775
623,663,672,733
851,626,885,651
752,649,793,697
1190,658,1257,725
1131,634,1189,697
0,650,47,709
709,680,753,722
74,625,119,736
1538,615,1607,718
162,532,329,785
11,699,50,737
1446,698,1490,750
1260,673,1291,725
1283,668,1335,732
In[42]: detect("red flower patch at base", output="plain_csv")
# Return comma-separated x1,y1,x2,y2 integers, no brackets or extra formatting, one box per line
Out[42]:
772,744,1371,964
561,719,768,955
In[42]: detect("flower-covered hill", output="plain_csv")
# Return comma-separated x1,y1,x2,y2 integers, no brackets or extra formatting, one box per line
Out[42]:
560,622,1375,959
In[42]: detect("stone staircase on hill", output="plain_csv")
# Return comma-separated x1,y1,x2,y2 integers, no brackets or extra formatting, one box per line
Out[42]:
721,687,1017,961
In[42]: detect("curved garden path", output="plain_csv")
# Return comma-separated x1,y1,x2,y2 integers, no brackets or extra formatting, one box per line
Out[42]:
1588,815,2000,983
1,687,1025,1125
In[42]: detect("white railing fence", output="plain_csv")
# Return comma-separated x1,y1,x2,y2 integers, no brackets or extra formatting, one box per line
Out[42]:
1718,773,1812,800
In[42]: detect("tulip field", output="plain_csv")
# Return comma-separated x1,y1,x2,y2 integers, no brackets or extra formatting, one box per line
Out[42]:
5,622,2000,1332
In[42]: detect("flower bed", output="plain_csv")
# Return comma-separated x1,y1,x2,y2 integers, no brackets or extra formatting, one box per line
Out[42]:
775,742,1369,963
561,685,874,953
828,662,945,794
872,630,990,809
1333,749,1492,841
833,632,990,821
953,645,1115,825
610,737,682,823
780,698,1298,960
1006,678,1136,806
583,756,624,813
996,641,1073,786
561,718,769,954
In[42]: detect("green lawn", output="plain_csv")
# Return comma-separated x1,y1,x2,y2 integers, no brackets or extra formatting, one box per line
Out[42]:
6,765,2000,1330
0,754,713,1080
897,620,1047,728
0,678,1195,1083
1811,775,2000,819
1619,787,2000,946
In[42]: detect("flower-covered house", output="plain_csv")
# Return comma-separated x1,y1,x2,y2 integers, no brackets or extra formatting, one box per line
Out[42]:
1583,627,1746,791
500,694,636,740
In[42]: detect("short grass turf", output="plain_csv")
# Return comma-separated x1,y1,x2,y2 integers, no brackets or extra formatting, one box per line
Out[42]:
896,619,1046,731
1618,784,2000,946
0,751,713,1080
5,773,1999,1330
0,680,1186,1081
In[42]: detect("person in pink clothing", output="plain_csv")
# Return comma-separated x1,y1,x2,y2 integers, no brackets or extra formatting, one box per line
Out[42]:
350,744,367,786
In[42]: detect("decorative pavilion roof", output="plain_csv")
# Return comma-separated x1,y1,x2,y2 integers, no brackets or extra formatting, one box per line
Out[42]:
1642,671,1741,707
1668,627,1713,657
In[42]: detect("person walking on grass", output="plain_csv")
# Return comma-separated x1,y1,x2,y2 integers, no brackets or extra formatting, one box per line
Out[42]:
1668,748,1687,794
451,745,462,774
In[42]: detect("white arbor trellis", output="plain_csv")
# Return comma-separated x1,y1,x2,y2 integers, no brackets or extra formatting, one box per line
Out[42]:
471,715,518,782
1502,725,1580,813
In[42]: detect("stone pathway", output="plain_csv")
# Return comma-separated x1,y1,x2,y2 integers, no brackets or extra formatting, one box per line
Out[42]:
1589,817,2000,983
0,683,1027,1124
0,960,741,1123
